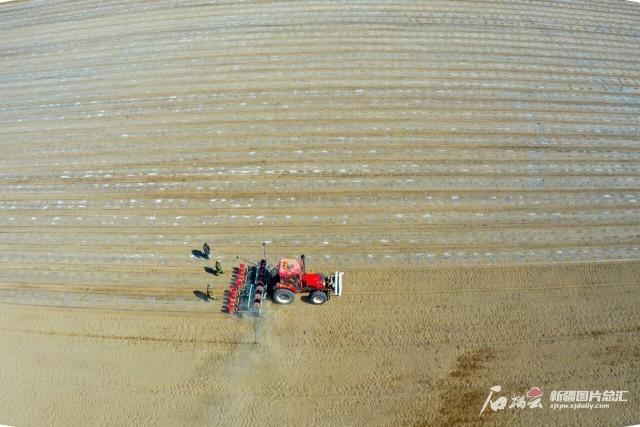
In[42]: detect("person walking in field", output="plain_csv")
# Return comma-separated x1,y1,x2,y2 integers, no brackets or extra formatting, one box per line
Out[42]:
202,242,211,259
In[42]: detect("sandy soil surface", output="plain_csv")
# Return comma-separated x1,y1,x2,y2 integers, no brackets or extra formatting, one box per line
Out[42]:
1,262,639,426
0,0,639,425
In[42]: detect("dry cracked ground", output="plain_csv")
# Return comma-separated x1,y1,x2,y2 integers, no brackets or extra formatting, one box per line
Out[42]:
0,0,639,426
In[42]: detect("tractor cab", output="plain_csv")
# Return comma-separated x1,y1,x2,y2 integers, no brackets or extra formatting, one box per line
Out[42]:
276,256,324,292
277,257,304,291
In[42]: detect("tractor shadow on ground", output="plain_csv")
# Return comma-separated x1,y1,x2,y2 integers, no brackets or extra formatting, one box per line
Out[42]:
204,266,219,276
191,249,208,259
299,295,314,305
193,290,212,302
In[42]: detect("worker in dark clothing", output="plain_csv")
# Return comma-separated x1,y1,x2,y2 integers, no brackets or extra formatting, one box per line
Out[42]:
203,242,211,259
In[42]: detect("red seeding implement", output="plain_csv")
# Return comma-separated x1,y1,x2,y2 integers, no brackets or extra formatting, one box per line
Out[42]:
225,254,344,315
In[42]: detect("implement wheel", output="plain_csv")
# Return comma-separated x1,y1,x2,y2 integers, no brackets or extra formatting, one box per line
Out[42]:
273,288,295,305
310,291,328,305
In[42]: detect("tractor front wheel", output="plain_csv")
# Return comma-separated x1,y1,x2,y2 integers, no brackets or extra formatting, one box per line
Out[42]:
273,288,295,305
309,291,328,305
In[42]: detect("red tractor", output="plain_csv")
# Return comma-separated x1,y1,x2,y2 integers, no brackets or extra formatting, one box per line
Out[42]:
226,255,343,314
272,254,343,305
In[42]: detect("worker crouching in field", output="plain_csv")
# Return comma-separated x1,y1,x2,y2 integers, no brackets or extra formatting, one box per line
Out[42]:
206,284,215,301
215,257,224,275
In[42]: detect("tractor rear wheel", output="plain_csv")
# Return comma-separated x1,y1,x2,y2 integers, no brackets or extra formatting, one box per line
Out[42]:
273,288,295,305
309,291,328,305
